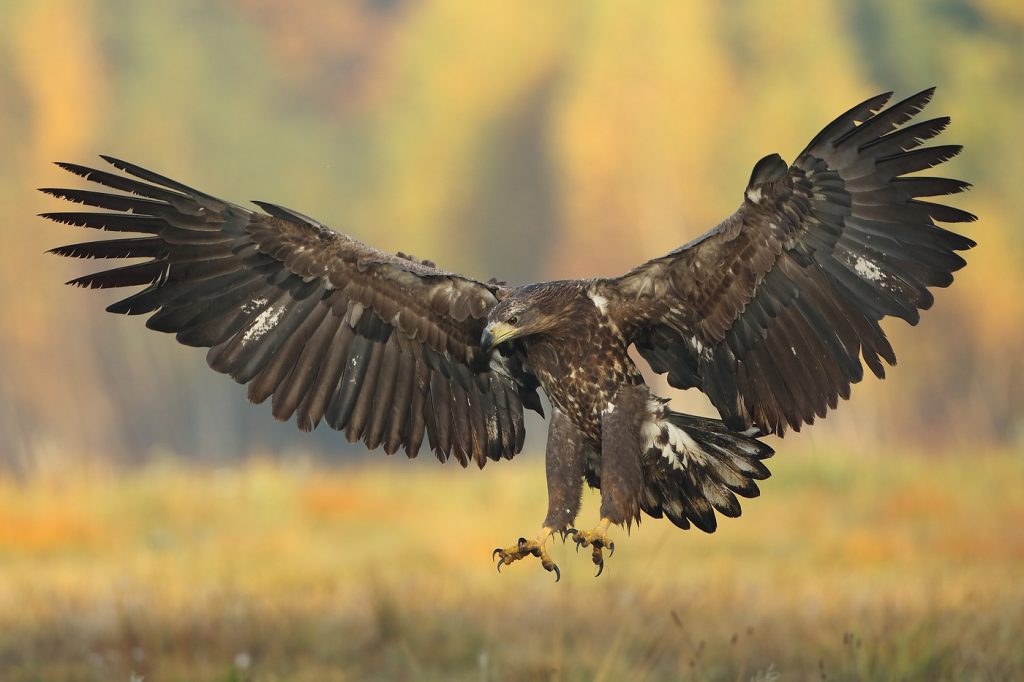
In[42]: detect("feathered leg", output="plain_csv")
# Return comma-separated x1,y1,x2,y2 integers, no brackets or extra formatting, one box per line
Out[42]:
570,384,647,576
493,410,585,581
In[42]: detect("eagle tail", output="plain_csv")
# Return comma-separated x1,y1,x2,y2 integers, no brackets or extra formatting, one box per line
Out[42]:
639,411,773,533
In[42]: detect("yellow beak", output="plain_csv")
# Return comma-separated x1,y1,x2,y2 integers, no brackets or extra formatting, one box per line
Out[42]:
481,321,518,350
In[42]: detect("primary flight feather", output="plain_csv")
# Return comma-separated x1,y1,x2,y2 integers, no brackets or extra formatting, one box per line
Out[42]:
47,88,974,580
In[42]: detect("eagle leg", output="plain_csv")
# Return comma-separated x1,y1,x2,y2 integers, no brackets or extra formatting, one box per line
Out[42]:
542,410,586,534
492,527,561,581
567,517,615,577
563,385,646,576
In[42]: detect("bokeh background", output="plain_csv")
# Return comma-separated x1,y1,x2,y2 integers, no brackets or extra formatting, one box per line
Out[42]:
0,1,1021,680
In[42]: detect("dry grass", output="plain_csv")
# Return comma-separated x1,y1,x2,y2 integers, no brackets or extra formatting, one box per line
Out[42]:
0,447,1022,681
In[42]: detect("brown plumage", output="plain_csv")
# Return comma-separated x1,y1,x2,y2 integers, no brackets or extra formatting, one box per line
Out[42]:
46,88,974,578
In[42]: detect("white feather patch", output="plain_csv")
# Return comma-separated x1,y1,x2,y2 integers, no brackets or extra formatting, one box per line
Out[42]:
641,412,709,472
242,304,285,344
589,290,610,315
853,256,884,283
746,187,763,204
485,413,500,446
241,297,269,314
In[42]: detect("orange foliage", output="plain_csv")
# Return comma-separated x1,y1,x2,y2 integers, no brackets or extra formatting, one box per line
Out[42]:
0,1,1020,465
0,455,1022,678
298,476,394,521
2,0,118,457
0,507,102,552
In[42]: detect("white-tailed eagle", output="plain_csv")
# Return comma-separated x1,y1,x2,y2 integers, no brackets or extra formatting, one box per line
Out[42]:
46,89,974,579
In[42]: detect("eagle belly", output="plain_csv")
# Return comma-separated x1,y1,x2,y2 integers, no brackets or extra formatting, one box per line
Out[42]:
525,327,642,448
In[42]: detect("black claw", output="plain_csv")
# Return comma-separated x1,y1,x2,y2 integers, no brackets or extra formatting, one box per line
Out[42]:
491,535,567,582
594,559,605,578
609,542,616,557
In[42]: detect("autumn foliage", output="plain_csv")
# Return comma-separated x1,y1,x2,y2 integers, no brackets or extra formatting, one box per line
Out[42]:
1,1,1020,466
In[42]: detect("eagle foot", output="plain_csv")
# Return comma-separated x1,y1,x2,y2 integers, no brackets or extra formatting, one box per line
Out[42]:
567,520,615,577
492,530,560,582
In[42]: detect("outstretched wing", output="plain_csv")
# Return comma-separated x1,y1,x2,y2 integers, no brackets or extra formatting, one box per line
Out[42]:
45,156,542,466
604,88,975,436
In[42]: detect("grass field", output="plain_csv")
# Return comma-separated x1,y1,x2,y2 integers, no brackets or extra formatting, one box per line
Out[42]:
0,447,1021,681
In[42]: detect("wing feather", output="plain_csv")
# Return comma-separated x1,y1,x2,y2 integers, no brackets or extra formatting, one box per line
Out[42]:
366,337,402,451
609,89,974,436
344,325,388,444
428,369,454,460
272,307,340,423
383,335,417,455
298,321,354,432
405,354,431,457
46,157,540,463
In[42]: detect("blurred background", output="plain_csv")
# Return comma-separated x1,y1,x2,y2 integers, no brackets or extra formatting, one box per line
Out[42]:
0,1,1021,680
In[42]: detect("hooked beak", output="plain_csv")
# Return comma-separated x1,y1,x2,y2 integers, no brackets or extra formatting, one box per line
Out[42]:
481,321,517,351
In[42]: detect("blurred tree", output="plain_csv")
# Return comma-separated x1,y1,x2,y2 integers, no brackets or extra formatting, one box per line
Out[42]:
2,0,117,460
0,0,1019,469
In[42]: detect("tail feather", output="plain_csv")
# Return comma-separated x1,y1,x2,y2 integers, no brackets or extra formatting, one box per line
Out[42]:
640,411,773,533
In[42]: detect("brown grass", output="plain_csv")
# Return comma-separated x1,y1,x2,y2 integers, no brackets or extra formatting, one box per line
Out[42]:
0,448,1021,681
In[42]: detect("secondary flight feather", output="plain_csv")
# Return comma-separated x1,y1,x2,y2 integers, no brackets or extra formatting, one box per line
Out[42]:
46,88,973,579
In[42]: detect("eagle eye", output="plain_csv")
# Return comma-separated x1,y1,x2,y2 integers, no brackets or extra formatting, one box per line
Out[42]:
507,315,519,325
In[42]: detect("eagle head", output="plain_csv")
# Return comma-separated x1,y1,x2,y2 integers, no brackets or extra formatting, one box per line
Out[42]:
481,281,580,350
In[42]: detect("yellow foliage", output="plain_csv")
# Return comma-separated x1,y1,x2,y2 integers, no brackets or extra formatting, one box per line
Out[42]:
0,4,1021,677
369,1,570,260
551,1,740,278
1,0,119,457
0,453,1021,678
954,196,1024,353
975,0,1024,26
10,0,108,160
0,1,1020,463
548,1,870,279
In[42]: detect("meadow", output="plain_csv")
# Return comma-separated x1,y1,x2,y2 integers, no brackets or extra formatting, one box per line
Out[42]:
1,446,1021,681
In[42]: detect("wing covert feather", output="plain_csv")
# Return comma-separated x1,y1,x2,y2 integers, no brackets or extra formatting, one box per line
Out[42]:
46,156,541,464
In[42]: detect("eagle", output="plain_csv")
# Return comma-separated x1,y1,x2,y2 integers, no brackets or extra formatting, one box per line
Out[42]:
46,88,973,580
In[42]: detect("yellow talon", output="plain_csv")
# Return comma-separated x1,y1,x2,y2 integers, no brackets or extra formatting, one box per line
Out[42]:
492,527,560,581
569,517,616,576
